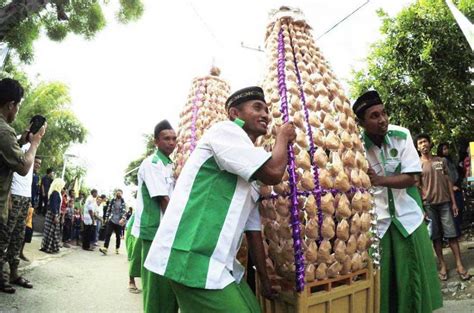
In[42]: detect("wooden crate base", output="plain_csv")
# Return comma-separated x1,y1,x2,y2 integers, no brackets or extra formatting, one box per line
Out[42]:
257,264,380,313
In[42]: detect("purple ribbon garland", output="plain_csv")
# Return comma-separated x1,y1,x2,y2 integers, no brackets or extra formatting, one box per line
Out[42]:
277,28,305,292
190,80,204,152
287,31,324,245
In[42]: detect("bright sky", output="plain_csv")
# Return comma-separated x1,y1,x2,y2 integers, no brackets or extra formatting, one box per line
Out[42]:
25,0,414,199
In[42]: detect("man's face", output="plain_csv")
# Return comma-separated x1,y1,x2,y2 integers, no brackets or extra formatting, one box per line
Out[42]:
155,129,177,157
359,104,388,137
115,191,123,199
417,137,431,155
48,171,55,179
34,159,42,172
6,101,21,124
92,191,98,198
233,100,269,137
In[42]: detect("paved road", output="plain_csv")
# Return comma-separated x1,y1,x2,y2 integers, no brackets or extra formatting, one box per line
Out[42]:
1,233,473,312
0,240,142,313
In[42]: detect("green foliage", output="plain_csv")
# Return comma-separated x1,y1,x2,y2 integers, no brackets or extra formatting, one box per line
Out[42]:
1,0,144,63
11,81,88,175
350,0,474,148
124,134,155,186
117,0,144,23
4,17,40,63
64,164,87,189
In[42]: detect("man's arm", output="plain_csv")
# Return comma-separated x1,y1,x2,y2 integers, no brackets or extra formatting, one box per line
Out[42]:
367,168,416,189
253,123,296,185
447,178,459,217
153,196,170,214
246,231,278,300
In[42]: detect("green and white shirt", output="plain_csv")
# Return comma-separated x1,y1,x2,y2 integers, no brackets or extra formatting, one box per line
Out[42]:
144,120,270,289
363,124,424,238
131,150,174,241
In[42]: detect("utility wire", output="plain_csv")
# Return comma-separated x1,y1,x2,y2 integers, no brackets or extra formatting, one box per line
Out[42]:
317,1,370,40
187,1,225,48
241,1,371,53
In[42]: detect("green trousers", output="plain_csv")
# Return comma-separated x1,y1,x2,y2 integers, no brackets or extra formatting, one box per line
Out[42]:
141,239,178,313
380,223,443,313
169,277,261,313
125,231,141,278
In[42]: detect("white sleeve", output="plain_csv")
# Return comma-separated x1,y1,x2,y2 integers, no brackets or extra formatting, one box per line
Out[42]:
208,123,271,182
244,205,262,231
142,160,169,198
400,131,422,174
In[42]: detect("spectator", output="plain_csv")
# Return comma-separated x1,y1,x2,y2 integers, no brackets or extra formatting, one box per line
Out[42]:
0,78,46,294
39,168,54,215
416,134,471,281
59,187,70,248
19,203,34,262
99,189,127,255
7,140,39,288
93,195,105,246
31,157,41,208
40,178,65,254
82,189,98,251
437,142,465,234
122,207,133,239
72,208,82,246
62,199,74,245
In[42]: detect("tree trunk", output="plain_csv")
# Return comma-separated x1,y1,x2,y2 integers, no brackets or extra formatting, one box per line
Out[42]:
0,0,50,41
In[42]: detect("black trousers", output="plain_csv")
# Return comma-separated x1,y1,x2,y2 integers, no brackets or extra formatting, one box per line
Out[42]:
62,218,72,242
82,225,95,250
104,221,122,249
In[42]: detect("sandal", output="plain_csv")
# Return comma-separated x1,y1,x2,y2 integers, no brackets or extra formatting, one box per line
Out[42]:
457,271,472,281
438,272,448,281
0,282,16,294
128,286,141,294
10,276,33,289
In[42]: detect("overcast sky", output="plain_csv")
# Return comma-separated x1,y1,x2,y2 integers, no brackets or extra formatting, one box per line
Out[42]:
24,0,414,200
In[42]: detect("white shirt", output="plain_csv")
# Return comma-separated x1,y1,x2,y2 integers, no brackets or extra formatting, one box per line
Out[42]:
131,151,175,241
11,143,33,198
363,124,424,238
144,121,271,289
83,195,97,225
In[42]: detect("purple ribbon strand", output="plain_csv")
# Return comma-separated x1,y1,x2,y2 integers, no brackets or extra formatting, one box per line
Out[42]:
277,27,305,293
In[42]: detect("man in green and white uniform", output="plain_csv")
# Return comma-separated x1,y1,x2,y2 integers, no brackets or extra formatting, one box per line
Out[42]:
131,120,178,313
145,86,295,313
125,213,141,293
353,90,442,313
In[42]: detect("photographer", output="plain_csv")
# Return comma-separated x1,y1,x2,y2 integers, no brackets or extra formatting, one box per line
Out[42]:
0,78,46,294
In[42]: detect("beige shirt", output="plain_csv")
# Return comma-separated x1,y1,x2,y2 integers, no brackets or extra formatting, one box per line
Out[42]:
420,156,451,205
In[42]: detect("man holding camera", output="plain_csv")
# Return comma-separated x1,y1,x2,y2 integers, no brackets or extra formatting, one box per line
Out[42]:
0,78,46,294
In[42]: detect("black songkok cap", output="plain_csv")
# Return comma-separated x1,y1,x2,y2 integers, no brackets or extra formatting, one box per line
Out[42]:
225,86,265,110
154,119,173,138
352,90,383,119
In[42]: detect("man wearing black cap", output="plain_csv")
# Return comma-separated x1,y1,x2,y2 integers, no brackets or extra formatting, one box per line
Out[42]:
144,86,295,313
131,119,178,313
353,90,442,313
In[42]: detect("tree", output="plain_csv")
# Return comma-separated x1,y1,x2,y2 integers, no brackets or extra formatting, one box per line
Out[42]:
0,0,144,63
349,0,474,148
11,80,88,174
124,133,154,186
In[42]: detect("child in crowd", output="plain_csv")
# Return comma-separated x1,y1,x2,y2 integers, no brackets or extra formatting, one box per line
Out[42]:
62,199,74,245
19,203,34,262
72,208,82,246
